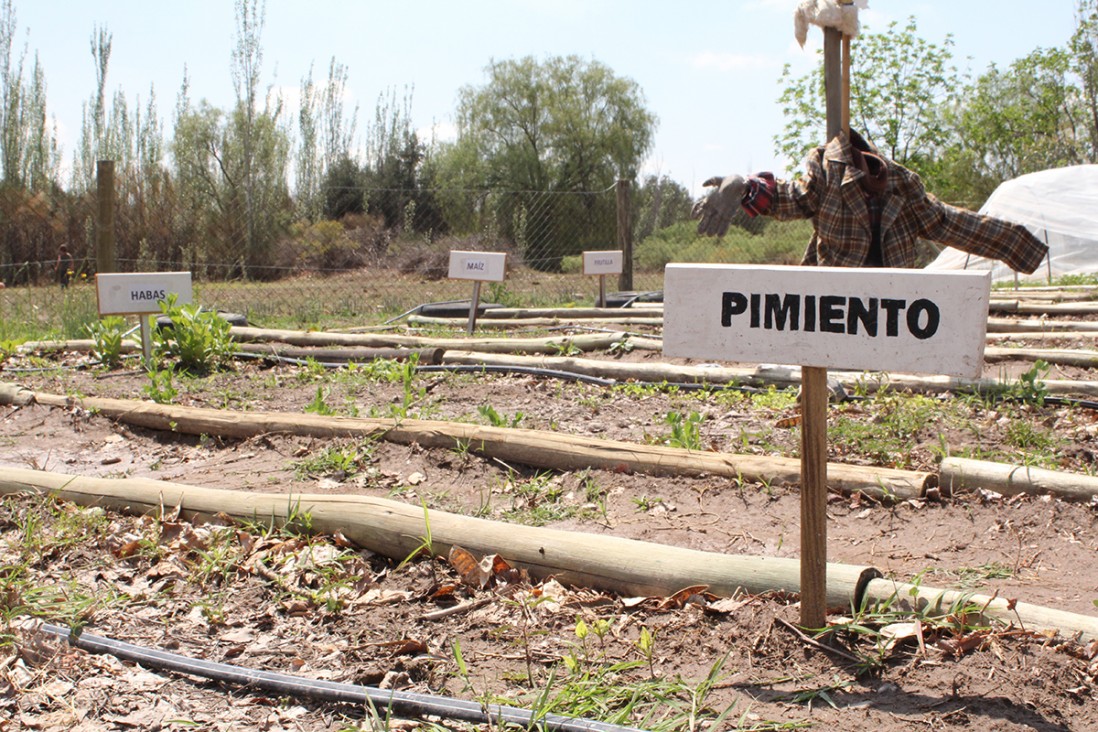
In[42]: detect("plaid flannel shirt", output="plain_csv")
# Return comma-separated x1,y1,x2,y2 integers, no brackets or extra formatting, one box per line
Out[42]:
760,132,1048,274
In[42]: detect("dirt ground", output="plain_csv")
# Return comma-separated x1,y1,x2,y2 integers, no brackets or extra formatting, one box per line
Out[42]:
2,332,1098,731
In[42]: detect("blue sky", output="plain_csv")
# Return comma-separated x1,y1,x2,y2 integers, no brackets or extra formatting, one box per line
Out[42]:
9,1,1082,193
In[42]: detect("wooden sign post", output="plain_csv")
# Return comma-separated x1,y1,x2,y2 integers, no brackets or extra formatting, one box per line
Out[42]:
664,264,992,627
447,251,508,335
95,271,193,368
582,250,623,308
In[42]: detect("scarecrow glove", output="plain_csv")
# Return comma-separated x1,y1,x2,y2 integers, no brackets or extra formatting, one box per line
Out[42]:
692,174,746,237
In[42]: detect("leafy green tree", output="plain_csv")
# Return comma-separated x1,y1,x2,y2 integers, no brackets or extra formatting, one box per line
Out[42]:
435,55,656,269
775,17,961,171
296,58,358,221
168,0,289,278
171,96,290,278
0,0,61,283
632,174,693,244
321,154,365,220
0,0,56,192
1071,0,1098,161
931,47,1083,207
228,0,289,276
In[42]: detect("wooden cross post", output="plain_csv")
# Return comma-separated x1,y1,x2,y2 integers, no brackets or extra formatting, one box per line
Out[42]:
799,15,852,630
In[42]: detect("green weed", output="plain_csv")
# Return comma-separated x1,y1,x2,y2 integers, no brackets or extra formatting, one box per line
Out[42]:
85,315,131,369
662,410,705,450
478,403,525,428
143,364,178,404
153,294,237,375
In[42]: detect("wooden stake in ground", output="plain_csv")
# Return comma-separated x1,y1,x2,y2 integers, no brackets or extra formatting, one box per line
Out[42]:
795,19,850,631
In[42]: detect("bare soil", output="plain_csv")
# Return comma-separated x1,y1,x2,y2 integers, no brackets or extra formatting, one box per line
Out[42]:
2,338,1098,731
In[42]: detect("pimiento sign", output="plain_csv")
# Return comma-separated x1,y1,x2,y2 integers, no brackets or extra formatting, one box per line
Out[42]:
664,264,991,378
95,272,193,315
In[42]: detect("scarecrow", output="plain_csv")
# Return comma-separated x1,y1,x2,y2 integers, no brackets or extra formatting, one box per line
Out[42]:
692,2,1049,276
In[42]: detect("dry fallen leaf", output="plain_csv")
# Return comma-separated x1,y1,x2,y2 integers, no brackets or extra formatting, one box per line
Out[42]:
448,545,487,588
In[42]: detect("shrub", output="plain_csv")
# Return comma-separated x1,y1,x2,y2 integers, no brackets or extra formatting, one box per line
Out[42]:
153,295,237,375
634,219,811,271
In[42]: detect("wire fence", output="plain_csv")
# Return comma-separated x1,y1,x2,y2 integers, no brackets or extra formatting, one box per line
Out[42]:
0,180,814,338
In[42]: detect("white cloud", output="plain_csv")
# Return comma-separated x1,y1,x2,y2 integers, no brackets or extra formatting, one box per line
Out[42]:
419,120,457,145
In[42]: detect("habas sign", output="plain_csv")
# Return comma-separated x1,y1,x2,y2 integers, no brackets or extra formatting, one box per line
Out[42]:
663,264,992,378
95,272,193,316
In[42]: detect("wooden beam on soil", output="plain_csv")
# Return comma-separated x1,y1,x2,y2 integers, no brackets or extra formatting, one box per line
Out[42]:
940,457,1098,502
0,384,935,501
0,466,879,608
986,317,1098,334
407,315,664,328
988,300,1098,316
233,344,446,364
441,351,1098,400
862,576,1098,643
226,326,664,354
984,346,1098,369
3,467,1095,642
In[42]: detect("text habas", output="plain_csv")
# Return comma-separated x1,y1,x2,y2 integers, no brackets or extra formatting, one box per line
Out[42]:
129,289,167,302
721,291,941,339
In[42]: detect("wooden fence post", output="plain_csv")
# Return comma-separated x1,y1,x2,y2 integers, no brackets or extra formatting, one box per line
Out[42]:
96,160,116,274
616,178,633,292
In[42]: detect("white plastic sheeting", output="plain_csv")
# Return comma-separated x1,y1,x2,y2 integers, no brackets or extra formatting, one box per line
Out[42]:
925,165,1098,283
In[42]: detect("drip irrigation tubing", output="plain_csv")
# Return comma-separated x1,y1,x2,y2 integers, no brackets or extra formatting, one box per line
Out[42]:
39,623,649,732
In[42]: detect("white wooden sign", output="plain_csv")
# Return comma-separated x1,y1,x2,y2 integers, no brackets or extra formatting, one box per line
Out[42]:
96,272,193,315
447,251,507,282
582,250,623,276
664,264,991,378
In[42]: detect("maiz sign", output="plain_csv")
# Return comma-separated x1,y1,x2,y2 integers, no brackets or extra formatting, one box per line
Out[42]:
95,272,193,315
448,251,507,282
664,264,992,378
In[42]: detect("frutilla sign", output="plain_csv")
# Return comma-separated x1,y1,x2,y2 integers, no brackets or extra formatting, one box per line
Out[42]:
95,272,193,315
663,264,991,378
582,250,623,276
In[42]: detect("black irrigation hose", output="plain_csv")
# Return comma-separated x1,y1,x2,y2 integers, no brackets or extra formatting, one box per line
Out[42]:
40,624,649,732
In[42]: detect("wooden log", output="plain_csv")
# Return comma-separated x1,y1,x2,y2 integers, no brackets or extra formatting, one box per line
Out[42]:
984,346,1098,369
235,344,445,364
987,318,1098,333
991,289,1098,303
0,466,880,607
863,576,1098,643
988,300,1098,315
407,315,664,328
18,339,140,354
442,351,1098,399
479,307,664,319
227,326,658,354
1,385,935,501
940,457,1098,502
988,331,1098,343
441,350,800,388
